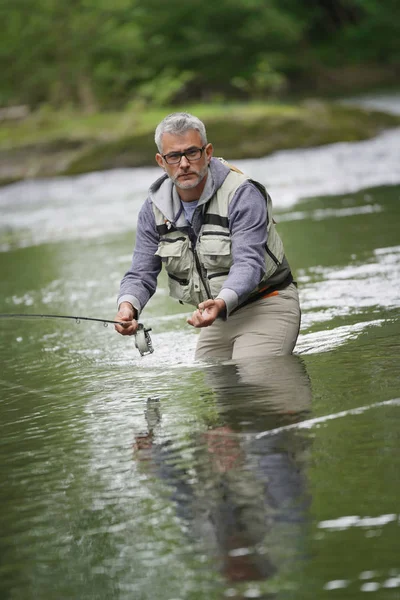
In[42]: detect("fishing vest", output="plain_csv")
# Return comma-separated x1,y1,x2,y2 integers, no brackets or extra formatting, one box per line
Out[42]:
153,166,285,307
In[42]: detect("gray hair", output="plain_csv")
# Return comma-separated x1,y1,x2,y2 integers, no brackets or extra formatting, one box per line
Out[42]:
154,112,207,153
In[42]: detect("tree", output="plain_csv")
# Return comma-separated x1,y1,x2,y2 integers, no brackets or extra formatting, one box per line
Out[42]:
0,0,398,109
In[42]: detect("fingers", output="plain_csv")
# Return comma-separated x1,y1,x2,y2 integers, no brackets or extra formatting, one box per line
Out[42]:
187,298,226,328
187,309,203,327
114,301,139,336
198,299,215,310
187,307,216,328
115,319,138,336
114,310,138,336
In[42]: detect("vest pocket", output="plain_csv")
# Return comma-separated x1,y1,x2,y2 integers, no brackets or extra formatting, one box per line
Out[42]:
155,238,191,273
167,273,193,303
207,271,230,297
155,238,193,303
198,235,232,270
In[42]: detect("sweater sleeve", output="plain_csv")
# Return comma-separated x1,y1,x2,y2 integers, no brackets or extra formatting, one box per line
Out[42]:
216,181,268,315
117,199,162,316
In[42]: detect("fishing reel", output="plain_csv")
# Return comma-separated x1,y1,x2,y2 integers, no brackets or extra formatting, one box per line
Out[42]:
134,323,154,356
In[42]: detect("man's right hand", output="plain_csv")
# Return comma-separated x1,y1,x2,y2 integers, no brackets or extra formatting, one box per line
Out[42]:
114,302,138,336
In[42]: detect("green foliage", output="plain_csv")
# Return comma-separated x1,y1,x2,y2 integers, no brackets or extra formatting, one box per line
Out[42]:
342,0,400,63
136,69,195,107
0,0,399,109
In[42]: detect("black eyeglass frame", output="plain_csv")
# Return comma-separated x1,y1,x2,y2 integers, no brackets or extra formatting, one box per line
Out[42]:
162,145,207,165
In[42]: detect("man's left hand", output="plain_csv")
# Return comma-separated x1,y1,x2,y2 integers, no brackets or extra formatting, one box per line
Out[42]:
187,298,226,328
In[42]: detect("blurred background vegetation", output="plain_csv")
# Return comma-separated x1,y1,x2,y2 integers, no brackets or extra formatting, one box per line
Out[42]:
0,0,399,182
1,0,399,111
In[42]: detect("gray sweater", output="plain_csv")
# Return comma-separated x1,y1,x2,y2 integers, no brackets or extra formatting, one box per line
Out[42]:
118,157,290,317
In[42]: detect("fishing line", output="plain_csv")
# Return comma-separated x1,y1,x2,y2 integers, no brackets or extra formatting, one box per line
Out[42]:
255,397,400,439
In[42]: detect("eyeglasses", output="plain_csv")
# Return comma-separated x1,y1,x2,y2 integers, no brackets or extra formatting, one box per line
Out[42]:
162,145,207,165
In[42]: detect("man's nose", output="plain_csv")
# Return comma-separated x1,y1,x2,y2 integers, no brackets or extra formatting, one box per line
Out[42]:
180,154,190,167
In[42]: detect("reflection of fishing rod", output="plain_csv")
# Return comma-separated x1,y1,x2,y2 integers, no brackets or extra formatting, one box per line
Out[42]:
0,313,154,356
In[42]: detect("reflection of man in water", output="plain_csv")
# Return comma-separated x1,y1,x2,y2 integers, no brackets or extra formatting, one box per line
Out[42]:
133,355,312,587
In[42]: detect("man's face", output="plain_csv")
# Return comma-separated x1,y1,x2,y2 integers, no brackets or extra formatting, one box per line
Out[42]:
156,130,213,191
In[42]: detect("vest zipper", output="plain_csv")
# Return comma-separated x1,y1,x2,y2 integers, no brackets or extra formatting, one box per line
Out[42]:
189,231,213,299
160,236,186,243
208,271,230,280
200,231,230,237
168,273,190,286
194,247,213,298
266,244,281,266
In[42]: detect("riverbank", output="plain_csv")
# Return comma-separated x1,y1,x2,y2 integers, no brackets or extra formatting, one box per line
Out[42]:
1,100,399,186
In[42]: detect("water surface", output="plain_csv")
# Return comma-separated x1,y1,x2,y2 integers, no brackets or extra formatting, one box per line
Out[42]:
0,96,399,599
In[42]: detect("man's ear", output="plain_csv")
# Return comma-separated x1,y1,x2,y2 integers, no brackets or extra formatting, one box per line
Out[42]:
155,153,165,169
206,143,213,164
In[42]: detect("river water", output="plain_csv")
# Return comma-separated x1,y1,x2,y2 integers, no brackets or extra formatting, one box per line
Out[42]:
0,96,400,599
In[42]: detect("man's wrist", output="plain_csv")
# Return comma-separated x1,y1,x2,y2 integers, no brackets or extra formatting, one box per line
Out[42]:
215,298,227,319
117,294,141,318
215,289,238,317
119,301,137,319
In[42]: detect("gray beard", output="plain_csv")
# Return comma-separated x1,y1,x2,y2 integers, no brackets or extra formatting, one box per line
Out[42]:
171,164,208,190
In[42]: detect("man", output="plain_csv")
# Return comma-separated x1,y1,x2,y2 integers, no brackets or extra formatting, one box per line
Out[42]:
115,112,300,359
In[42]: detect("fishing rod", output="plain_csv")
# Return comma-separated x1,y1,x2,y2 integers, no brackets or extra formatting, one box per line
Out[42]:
0,313,154,356
0,313,124,326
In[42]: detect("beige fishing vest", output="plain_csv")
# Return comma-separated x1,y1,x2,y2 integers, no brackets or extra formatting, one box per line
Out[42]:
153,167,285,307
